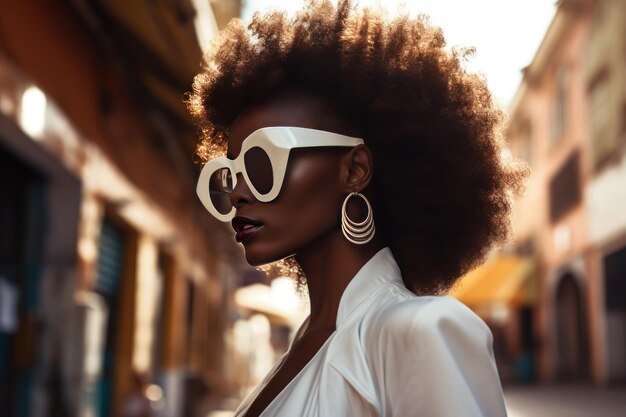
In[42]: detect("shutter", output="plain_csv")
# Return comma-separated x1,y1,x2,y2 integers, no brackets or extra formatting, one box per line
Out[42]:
95,220,125,295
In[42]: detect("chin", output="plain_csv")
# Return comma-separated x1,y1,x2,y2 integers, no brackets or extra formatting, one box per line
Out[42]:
241,243,279,267
244,253,272,267
242,240,295,267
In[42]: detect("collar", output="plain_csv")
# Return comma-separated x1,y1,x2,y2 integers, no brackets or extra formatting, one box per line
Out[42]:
335,247,403,328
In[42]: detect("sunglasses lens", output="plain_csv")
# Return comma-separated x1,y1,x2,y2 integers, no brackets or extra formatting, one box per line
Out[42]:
244,146,274,195
208,168,234,215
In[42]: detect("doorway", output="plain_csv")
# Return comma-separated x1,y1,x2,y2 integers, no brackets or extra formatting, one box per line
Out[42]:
0,145,46,417
604,244,626,382
94,217,129,417
555,273,589,380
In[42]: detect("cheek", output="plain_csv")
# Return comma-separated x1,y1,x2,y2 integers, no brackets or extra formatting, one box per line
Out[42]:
240,152,345,265
268,156,343,243
295,152,341,198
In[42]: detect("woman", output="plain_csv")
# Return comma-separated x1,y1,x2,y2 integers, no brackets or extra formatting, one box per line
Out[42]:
188,1,526,416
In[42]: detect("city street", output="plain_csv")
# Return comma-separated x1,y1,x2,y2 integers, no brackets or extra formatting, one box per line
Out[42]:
2,1,626,417
504,384,626,417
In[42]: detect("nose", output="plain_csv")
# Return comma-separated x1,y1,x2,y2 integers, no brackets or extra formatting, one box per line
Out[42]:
229,173,256,208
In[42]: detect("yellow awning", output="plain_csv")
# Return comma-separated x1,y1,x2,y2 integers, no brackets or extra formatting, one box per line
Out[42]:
449,256,536,308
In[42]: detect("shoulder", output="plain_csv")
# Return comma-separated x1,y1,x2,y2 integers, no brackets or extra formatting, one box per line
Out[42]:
360,295,506,416
368,294,490,337
363,295,493,358
377,294,479,320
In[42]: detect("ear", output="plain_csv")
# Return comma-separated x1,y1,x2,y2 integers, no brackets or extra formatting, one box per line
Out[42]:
341,145,373,192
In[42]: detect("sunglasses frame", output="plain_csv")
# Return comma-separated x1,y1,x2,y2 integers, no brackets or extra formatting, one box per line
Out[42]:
196,126,365,222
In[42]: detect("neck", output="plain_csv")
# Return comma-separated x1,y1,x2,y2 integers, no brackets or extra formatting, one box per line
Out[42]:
294,230,382,329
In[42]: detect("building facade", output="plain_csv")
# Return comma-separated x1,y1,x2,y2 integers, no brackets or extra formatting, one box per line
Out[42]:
0,1,243,416
506,0,626,384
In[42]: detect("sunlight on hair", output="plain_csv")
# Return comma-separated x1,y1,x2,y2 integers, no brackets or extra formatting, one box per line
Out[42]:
257,257,307,295
241,0,556,106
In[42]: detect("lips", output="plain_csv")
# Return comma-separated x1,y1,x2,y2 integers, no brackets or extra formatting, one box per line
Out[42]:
231,216,264,243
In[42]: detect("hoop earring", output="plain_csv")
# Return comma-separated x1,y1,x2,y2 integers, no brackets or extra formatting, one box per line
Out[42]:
341,192,375,245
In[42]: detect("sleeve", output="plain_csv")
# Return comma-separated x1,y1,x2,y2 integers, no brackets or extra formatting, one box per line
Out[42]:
370,297,508,417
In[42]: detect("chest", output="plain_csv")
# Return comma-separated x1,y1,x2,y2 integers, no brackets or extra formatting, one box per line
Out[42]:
235,327,380,417
239,329,334,417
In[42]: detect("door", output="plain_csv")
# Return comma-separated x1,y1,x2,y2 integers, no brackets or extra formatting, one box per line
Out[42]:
94,218,128,417
555,273,589,380
604,245,626,382
0,146,45,417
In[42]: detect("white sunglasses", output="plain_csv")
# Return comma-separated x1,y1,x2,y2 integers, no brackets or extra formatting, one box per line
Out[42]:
196,126,364,222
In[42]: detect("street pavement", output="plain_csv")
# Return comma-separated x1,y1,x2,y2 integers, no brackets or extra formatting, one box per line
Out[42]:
208,384,626,417
504,384,626,417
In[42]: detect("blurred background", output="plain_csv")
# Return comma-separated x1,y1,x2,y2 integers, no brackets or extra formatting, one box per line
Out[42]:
0,0,624,416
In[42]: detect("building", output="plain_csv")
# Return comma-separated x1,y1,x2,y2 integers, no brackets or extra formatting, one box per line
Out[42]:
506,0,626,384
0,1,244,416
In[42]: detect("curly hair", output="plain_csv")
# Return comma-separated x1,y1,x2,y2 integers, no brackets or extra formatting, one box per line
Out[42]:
187,0,528,295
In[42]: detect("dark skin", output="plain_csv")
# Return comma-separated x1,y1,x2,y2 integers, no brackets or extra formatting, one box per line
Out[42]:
227,91,383,416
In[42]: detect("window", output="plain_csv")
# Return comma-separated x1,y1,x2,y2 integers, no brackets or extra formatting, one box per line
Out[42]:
584,0,626,171
519,118,533,166
551,69,568,145
549,151,581,223
588,72,612,166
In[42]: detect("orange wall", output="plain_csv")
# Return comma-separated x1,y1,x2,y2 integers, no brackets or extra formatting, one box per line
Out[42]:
0,0,223,273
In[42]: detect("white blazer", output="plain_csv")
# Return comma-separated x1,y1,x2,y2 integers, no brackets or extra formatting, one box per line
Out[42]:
234,247,508,417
